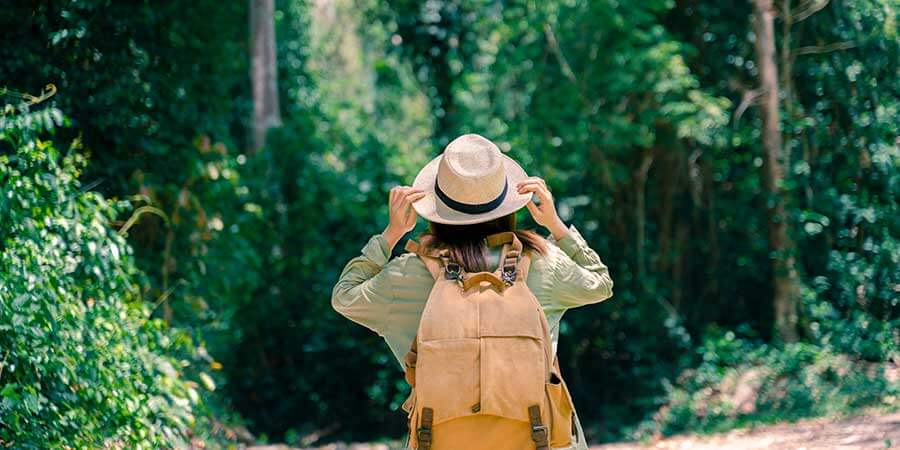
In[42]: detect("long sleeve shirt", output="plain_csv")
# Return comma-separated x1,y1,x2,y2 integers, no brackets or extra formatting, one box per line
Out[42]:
331,223,614,449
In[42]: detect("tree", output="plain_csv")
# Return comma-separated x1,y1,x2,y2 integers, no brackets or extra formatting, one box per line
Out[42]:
251,0,282,150
751,0,801,342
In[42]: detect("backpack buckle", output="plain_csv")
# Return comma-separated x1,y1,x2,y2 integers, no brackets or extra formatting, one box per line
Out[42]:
501,266,517,285
531,424,548,442
417,427,432,444
444,262,462,281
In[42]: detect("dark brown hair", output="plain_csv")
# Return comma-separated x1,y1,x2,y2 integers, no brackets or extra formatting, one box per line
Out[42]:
416,213,548,273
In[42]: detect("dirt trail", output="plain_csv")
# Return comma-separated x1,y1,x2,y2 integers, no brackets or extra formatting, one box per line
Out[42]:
592,412,900,450
247,412,900,450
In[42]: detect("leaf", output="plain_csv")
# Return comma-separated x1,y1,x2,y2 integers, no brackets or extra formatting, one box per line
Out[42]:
198,372,216,391
0,384,20,402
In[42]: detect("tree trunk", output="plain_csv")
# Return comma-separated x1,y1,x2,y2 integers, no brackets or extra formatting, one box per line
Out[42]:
251,0,282,150
634,149,654,281
752,0,800,342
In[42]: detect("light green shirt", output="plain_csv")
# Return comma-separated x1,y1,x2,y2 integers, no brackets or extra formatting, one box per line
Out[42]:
331,223,614,449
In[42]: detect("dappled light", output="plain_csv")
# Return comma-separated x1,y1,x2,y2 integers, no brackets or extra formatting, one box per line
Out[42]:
1,0,897,448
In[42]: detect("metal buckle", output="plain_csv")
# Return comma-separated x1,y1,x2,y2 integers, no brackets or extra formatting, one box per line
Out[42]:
417,428,432,444
501,266,517,285
444,262,462,280
531,424,548,442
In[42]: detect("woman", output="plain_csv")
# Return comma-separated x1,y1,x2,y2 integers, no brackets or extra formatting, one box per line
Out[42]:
332,134,614,449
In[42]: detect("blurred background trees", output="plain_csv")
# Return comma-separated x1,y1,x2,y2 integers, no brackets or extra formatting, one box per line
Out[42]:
1,0,897,447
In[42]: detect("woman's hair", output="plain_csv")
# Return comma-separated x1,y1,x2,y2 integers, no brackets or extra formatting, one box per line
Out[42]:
416,213,548,273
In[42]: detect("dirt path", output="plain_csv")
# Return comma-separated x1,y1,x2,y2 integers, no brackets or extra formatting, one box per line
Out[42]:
592,412,900,450
247,412,900,450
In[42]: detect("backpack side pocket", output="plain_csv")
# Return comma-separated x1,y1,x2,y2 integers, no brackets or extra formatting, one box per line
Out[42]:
545,372,574,448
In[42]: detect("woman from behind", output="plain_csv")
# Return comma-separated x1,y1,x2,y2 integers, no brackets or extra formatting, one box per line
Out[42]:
332,134,614,449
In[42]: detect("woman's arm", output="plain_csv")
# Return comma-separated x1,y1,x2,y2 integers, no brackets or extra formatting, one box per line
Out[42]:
545,224,614,308
330,186,425,334
517,177,614,309
330,233,395,334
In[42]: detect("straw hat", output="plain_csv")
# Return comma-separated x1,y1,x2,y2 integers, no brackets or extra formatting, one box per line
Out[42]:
411,133,531,225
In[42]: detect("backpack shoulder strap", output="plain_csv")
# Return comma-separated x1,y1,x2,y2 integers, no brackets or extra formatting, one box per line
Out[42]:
404,331,418,388
404,239,445,280
487,231,536,285
518,250,533,282
485,231,521,248
486,232,522,267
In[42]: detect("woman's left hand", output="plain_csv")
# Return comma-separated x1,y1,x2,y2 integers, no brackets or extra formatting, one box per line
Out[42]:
516,177,569,240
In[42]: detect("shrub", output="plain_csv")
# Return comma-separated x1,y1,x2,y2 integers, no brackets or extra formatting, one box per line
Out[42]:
633,326,898,440
0,106,202,448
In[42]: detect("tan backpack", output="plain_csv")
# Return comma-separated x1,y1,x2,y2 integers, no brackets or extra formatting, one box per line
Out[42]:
401,231,576,450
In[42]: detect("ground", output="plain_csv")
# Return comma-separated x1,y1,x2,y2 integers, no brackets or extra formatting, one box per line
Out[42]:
246,411,900,450
592,412,900,450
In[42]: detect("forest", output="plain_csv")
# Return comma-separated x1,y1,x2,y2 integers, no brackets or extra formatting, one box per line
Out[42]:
0,0,897,448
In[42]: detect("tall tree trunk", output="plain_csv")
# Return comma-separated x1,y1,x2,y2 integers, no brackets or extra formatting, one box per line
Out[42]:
251,0,282,150
752,0,800,342
634,149,654,281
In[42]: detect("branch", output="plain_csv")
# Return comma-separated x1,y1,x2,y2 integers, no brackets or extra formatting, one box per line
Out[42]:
118,205,169,236
0,84,57,107
795,40,858,56
791,0,829,22
145,279,189,320
543,23,577,83
733,88,766,126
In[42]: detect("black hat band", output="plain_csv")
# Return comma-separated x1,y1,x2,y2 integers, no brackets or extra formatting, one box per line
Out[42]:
434,177,508,215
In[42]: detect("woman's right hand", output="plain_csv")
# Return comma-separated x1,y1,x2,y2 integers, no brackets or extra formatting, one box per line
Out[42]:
382,186,426,249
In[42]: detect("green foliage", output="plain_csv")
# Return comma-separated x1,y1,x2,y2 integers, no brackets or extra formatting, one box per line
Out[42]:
1,4,265,440
1,0,896,446
0,107,202,448
0,0,258,346
783,0,899,361
634,328,897,439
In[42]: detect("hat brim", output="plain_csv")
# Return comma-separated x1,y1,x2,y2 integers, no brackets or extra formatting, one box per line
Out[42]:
411,153,532,225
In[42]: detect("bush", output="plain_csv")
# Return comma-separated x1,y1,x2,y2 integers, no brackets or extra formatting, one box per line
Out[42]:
0,106,208,448
633,326,898,440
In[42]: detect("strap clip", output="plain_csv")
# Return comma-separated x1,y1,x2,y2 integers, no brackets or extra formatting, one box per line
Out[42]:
531,424,549,442
501,266,517,285
417,428,432,444
444,262,462,281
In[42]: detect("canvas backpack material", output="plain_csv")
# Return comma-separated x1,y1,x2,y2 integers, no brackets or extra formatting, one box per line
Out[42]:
401,232,577,450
